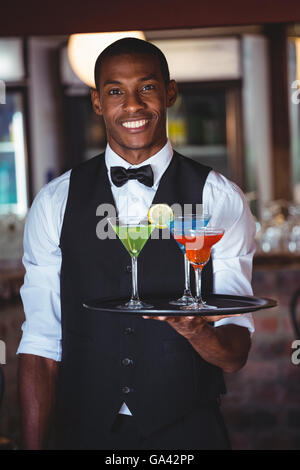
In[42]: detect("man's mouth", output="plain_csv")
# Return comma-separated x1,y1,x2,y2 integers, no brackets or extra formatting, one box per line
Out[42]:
121,119,149,129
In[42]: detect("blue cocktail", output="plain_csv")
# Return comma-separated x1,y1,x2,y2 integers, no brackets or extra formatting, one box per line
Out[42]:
169,214,210,305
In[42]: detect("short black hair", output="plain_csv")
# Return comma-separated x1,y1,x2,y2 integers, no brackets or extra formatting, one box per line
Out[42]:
94,37,170,90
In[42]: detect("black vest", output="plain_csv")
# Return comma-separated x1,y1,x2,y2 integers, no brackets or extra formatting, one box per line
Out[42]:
55,151,226,449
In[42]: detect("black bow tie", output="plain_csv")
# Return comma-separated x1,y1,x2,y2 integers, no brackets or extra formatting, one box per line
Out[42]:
110,165,154,188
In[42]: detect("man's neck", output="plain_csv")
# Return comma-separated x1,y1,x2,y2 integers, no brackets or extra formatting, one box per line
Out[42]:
108,139,168,166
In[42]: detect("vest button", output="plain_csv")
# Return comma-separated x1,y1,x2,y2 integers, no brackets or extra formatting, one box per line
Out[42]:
122,386,133,394
125,265,132,273
124,327,134,335
121,358,134,367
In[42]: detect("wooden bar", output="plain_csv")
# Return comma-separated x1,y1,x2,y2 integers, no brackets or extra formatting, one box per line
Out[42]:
254,252,300,269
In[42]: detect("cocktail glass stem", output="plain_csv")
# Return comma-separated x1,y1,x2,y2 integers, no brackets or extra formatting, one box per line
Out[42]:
194,266,204,306
183,253,193,297
181,262,218,311
130,255,140,304
169,252,195,305
180,264,209,310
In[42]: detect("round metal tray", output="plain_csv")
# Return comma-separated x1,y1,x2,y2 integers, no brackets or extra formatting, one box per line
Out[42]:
83,294,277,316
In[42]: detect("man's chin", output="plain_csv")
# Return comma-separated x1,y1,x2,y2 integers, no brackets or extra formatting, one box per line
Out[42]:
121,143,152,151
108,131,167,158
112,138,158,152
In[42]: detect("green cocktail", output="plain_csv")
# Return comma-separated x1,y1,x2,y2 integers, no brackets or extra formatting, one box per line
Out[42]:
114,224,155,257
108,217,155,309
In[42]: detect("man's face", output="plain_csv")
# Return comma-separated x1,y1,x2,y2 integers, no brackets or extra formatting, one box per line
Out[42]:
91,53,177,162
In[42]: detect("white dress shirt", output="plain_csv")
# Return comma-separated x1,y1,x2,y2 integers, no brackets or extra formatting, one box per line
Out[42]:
17,140,256,415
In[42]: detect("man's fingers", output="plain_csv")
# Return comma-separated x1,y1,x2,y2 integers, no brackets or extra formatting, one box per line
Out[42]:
142,314,242,323
201,313,243,322
142,315,191,322
142,315,199,322
142,315,168,320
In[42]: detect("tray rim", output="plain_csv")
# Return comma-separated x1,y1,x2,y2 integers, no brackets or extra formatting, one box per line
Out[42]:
83,294,277,316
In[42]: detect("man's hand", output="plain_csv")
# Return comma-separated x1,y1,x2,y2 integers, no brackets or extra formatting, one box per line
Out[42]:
143,314,207,340
143,314,251,373
142,313,243,340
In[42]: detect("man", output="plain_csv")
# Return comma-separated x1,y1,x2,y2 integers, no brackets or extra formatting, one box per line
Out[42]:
18,38,256,450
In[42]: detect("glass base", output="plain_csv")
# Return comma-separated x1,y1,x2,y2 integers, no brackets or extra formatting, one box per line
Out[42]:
180,301,218,311
169,293,195,306
117,299,153,310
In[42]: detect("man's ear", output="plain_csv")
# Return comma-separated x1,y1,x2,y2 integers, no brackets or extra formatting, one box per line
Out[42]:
90,88,103,116
166,80,178,108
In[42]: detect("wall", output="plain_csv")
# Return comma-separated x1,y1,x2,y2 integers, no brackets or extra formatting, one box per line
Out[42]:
222,266,300,450
28,38,66,197
1,1,300,36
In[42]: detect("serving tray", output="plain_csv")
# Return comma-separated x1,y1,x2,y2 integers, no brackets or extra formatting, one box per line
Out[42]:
83,294,277,317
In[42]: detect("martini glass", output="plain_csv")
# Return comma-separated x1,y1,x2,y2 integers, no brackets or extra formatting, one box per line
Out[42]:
108,216,156,310
169,214,211,305
173,227,224,311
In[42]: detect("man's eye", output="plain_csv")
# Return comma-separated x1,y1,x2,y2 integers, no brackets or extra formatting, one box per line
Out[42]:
142,84,155,92
108,89,121,95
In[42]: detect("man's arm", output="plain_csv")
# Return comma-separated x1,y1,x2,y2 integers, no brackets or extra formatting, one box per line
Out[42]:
18,354,59,450
17,176,69,449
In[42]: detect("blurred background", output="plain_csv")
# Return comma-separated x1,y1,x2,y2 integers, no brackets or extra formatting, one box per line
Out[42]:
0,0,300,450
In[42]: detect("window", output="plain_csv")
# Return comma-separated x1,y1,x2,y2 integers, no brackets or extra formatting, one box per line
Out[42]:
0,38,28,216
0,90,28,215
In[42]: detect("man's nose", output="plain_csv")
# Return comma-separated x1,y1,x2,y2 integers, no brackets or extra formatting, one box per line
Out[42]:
123,91,145,113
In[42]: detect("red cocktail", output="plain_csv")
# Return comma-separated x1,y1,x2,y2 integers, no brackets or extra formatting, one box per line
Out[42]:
173,228,225,310
174,232,224,269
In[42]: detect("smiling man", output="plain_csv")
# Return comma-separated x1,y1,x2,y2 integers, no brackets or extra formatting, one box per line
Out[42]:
91,50,177,163
18,38,256,450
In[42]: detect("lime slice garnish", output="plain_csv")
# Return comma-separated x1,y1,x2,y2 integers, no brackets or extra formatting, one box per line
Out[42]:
148,204,174,229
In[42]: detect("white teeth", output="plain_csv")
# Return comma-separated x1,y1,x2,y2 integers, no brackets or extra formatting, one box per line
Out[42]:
122,119,148,129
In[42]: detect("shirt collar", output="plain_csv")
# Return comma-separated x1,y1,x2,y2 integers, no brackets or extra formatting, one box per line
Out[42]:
105,140,173,189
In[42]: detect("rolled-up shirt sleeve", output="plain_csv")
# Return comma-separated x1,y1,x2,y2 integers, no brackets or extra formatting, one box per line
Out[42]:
17,174,70,361
204,171,256,335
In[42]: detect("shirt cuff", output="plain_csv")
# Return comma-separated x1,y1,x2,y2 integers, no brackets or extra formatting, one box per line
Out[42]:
16,333,62,362
214,313,255,336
